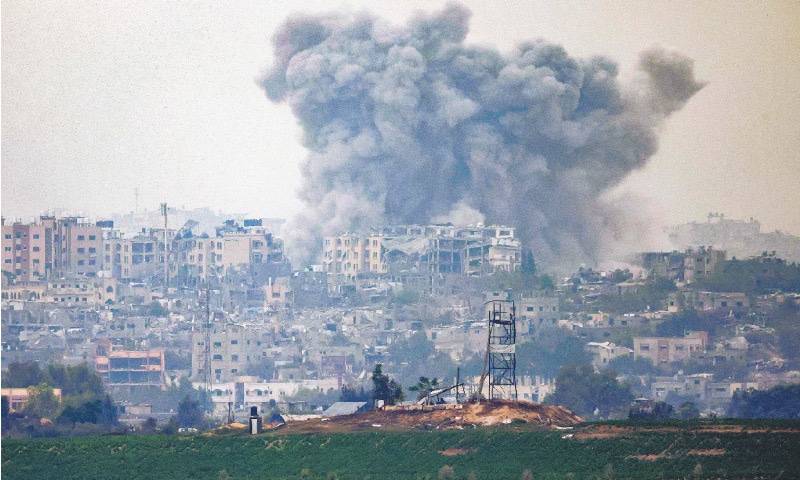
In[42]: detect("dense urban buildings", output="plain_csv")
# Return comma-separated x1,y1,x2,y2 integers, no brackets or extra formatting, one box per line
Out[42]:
3,211,800,430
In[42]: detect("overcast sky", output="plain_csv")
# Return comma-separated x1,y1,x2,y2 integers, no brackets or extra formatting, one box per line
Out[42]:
3,0,799,237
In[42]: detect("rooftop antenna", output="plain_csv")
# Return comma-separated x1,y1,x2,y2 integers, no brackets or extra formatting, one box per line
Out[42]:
161,203,168,287
204,286,212,393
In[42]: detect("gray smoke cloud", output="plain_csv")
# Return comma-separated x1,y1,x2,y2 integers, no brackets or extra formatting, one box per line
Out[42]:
260,3,704,270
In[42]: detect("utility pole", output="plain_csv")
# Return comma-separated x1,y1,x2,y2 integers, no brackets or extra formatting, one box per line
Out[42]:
204,287,212,393
161,203,168,287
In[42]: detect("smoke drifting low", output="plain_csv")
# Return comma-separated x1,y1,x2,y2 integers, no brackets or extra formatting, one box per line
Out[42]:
260,4,704,270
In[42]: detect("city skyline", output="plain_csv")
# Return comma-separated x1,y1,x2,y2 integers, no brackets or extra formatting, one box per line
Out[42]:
3,0,800,241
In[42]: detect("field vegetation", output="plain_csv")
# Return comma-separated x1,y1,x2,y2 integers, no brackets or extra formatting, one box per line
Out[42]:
3,419,799,479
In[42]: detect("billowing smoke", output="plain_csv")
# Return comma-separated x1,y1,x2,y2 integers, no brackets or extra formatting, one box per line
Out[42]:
260,4,704,270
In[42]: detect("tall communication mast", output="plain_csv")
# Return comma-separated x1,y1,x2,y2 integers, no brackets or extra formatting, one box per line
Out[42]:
477,300,518,401
161,203,169,286
203,287,213,393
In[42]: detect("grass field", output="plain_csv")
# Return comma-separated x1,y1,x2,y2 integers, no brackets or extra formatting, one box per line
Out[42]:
3,420,800,479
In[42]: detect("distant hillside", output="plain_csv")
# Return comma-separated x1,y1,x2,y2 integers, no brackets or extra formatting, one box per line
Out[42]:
668,214,800,262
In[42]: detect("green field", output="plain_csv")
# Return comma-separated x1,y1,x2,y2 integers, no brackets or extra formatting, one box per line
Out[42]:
3,420,800,479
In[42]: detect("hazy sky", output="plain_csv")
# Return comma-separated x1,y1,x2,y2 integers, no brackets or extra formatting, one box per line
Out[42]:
3,0,799,237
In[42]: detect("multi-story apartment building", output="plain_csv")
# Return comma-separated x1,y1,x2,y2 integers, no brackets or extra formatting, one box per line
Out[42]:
1,387,62,413
322,225,521,293
173,221,285,286
242,378,340,414
264,277,292,310
216,227,282,275
2,217,54,281
94,342,166,391
685,291,749,312
586,341,633,369
683,246,725,283
4,216,287,288
54,217,104,276
103,234,160,281
323,234,389,291
641,246,726,282
517,295,560,337
191,322,267,383
47,278,100,305
176,237,213,283
634,331,708,367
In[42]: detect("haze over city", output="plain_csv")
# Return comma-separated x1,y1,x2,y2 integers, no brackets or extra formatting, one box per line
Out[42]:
3,1,800,266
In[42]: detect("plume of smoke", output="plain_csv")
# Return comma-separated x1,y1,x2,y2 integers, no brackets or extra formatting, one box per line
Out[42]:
260,3,704,270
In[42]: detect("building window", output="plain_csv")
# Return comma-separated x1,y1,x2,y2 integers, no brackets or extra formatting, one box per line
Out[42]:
213,354,222,360
231,355,239,362
89,235,96,240
231,340,238,345
33,234,40,239
77,235,85,241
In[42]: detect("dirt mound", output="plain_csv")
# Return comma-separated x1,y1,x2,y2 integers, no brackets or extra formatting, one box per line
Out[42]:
271,400,583,434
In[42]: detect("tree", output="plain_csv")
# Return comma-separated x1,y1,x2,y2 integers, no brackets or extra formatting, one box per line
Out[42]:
2,361,44,388
44,362,104,399
610,269,633,284
409,376,440,402
149,300,169,317
516,330,592,379
388,331,435,366
2,395,9,433
99,394,118,428
727,384,800,419
164,350,192,370
521,249,537,290
244,357,276,381
678,401,700,419
176,395,205,428
57,399,102,424
371,364,404,406
24,383,60,419
339,385,372,405
545,363,633,418
539,274,556,291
